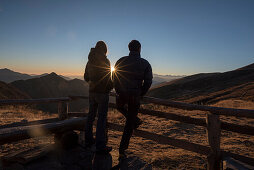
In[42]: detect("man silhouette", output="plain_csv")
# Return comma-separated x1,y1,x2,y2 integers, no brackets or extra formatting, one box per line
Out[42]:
113,40,153,159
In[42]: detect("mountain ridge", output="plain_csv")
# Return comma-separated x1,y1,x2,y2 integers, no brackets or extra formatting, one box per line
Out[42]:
2,63,253,106
0,68,185,86
0,68,71,83
11,72,88,98
10,72,89,112
148,63,254,104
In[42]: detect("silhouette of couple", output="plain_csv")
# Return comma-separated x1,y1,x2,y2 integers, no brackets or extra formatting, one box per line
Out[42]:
84,40,153,160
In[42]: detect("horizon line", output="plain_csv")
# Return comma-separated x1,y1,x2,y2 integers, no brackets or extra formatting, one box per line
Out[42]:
0,67,190,77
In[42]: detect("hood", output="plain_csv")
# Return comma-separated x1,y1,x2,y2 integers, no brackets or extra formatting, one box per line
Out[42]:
88,48,107,63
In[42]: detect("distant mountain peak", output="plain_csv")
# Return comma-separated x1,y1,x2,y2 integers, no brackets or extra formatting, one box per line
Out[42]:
0,68,13,72
49,72,58,76
43,72,71,81
42,72,64,80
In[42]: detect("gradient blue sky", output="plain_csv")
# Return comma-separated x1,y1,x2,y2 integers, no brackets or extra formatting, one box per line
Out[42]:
0,0,253,76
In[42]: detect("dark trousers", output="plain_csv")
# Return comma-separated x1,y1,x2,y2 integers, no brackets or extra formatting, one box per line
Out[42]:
85,92,109,150
116,94,140,153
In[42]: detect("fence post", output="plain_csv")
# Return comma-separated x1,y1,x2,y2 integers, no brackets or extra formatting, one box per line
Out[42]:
206,113,222,170
58,102,67,120
55,102,68,145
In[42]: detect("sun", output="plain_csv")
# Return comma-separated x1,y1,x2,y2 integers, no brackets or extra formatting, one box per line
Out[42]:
111,66,115,72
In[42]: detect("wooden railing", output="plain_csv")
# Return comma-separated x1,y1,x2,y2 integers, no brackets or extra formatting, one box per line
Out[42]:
0,94,254,169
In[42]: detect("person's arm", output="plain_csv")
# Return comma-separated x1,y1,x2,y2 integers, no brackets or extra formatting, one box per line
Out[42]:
141,62,153,96
113,58,124,94
84,62,89,82
106,59,113,90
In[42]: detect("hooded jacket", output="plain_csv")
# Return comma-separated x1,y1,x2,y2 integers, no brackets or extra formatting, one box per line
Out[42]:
113,51,153,96
84,48,113,93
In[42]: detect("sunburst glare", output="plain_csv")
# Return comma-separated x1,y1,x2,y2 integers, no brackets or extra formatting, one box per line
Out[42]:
111,66,115,72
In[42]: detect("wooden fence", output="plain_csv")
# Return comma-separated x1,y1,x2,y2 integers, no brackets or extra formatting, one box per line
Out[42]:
0,94,254,169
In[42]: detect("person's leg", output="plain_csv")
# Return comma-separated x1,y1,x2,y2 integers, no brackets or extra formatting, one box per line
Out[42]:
116,94,141,128
116,94,128,118
119,95,140,155
95,93,110,151
85,92,98,146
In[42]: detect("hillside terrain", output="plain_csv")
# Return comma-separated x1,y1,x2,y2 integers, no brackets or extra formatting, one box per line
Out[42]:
0,68,33,83
11,72,87,98
148,63,254,104
152,74,185,86
10,73,89,112
0,81,30,99
0,68,70,83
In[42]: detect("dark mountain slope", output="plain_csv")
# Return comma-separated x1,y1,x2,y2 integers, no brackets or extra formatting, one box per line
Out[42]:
237,63,254,70
148,63,254,104
11,73,88,98
0,81,30,99
0,68,33,83
11,73,89,112
0,68,71,83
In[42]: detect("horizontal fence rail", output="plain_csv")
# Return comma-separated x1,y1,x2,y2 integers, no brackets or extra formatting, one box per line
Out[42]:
142,96,254,119
0,117,86,145
1,94,254,118
0,118,59,129
0,98,70,105
107,122,210,155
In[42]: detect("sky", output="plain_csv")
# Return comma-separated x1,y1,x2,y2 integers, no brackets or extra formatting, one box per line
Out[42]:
0,0,254,76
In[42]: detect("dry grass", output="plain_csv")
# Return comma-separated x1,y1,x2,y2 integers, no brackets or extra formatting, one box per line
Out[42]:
212,99,254,110
0,106,57,158
0,106,57,126
0,99,254,169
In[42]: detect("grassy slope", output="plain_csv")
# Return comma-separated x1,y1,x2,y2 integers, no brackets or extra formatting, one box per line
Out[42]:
148,64,254,104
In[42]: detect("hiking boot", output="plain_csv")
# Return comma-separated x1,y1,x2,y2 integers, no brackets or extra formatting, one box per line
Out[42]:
96,146,112,155
134,117,142,129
